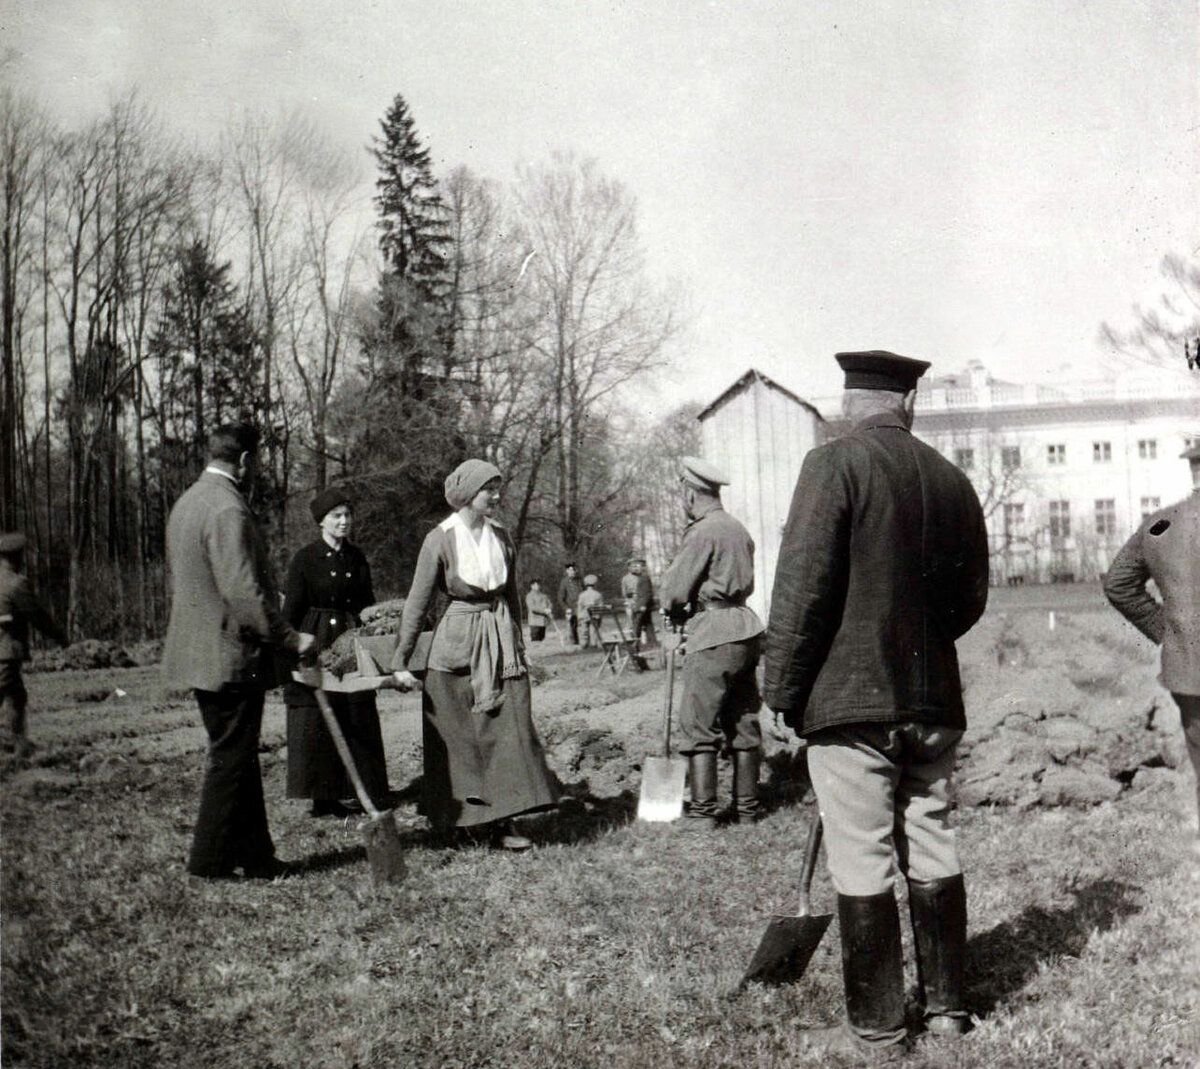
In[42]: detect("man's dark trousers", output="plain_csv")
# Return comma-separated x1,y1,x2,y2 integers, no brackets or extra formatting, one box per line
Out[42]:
188,684,276,877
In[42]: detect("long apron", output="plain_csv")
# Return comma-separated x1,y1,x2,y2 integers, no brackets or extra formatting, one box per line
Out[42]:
285,606,389,805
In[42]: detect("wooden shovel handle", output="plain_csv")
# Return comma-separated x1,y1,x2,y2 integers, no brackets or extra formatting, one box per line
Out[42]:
661,641,676,758
798,811,823,916
313,687,382,820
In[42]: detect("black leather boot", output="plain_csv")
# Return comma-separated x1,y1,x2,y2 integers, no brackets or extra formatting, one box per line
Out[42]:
684,752,718,828
907,873,969,1037
839,891,907,1044
731,748,761,823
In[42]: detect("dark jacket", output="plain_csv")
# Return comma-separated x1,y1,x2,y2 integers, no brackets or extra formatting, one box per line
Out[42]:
1103,490,1200,696
163,470,300,691
282,538,375,706
763,412,989,735
282,538,375,649
0,567,68,661
557,574,583,616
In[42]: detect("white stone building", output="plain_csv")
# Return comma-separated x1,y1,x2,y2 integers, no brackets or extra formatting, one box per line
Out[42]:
912,360,1200,584
692,360,1199,605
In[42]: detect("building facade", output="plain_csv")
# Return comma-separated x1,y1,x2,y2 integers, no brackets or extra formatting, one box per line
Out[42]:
696,369,826,620
912,360,1200,584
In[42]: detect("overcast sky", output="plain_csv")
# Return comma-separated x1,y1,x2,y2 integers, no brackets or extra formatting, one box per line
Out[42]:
5,0,1198,410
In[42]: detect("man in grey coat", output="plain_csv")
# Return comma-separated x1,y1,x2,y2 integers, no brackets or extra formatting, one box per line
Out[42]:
164,424,314,880
1103,441,1200,838
763,351,989,1059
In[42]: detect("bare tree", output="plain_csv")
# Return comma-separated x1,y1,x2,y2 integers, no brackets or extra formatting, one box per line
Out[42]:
284,134,369,492
512,152,679,557
1,89,49,530
1101,251,1200,373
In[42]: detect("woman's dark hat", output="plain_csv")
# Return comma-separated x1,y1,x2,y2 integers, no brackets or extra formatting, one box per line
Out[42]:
310,486,352,524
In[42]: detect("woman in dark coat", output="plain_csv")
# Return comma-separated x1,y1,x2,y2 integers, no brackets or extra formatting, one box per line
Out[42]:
284,486,389,817
392,460,559,850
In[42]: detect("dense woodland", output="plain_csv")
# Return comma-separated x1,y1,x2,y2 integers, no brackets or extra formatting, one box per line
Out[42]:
0,89,700,641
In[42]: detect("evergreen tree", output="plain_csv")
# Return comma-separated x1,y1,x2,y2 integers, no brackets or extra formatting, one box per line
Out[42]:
372,94,450,306
149,240,262,500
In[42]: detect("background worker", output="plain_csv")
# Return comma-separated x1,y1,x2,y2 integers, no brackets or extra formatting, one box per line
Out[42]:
660,456,764,827
525,580,553,643
0,532,69,759
558,563,583,646
163,423,315,881
763,351,989,1058
1103,441,1200,840
577,574,604,647
621,556,657,647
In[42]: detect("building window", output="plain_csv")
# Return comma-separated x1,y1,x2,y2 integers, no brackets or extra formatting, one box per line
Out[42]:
1138,439,1157,460
1140,496,1160,518
1003,502,1025,538
1048,500,1071,538
1093,441,1112,462
953,448,974,471
1047,444,1066,465
1094,498,1116,536
1001,446,1021,471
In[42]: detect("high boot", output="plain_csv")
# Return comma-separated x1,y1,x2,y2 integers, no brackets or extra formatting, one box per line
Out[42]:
684,752,718,828
799,892,907,1062
907,873,969,1037
731,748,761,823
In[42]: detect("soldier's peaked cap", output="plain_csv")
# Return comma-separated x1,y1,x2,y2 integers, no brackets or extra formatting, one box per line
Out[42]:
836,350,931,392
680,456,729,491
0,532,27,554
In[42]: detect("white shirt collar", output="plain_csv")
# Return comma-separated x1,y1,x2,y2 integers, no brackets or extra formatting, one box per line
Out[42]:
204,465,240,486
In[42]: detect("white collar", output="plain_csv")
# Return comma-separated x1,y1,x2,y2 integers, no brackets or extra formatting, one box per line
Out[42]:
204,465,240,486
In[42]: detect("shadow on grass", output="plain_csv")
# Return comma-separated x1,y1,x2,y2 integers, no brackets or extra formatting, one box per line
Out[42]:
967,877,1142,1017
292,844,368,874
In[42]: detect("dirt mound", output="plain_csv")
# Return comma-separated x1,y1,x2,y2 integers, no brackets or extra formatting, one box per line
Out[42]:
956,610,1182,809
30,640,138,673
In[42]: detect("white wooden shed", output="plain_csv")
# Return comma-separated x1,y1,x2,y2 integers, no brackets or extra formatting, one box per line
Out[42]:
696,368,827,622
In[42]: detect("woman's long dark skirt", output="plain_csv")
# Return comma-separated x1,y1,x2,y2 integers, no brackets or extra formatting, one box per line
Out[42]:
286,691,389,806
420,670,559,830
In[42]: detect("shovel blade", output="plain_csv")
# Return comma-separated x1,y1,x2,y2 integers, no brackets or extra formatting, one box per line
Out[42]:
637,755,688,822
362,810,407,885
741,913,833,987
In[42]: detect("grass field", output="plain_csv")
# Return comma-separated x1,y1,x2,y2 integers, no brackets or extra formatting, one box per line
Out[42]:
3,588,1199,1068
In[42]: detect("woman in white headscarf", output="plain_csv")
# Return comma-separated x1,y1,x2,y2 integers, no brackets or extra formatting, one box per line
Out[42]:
393,459,559,849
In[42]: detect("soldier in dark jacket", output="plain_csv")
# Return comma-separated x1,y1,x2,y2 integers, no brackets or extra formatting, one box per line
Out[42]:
661,457,765,826
763,351,989,1059
0,533,69,757
557,563,583,646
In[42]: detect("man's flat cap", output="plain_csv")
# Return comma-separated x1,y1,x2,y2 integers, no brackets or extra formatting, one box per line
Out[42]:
836,350,931,392
680,455,729,491
627,556,645,565
0,532,27,554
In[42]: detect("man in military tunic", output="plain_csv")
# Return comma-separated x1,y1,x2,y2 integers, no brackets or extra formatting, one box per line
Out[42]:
621,557,657,648
0,532,69,758
1104,441,1200,839
660,456,764,827
763,352,989,1059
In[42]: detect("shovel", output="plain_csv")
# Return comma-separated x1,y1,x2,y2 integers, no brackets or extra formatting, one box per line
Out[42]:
740,810,831,987
312,686,407,885
636,632,688,822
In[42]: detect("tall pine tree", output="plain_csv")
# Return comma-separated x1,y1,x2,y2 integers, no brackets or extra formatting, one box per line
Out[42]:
372,94,450,294
349,94,464,592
